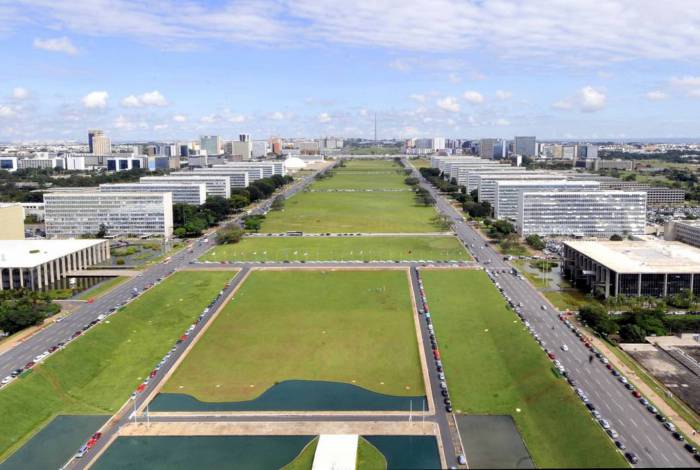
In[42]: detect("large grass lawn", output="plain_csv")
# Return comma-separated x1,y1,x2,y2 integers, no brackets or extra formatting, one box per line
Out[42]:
0,271,234,461
261,191,441,233
75,276,127,300
201,236,470,262
336,159,401,171
163,270,424,401
311,171,408,190
421,270,626,468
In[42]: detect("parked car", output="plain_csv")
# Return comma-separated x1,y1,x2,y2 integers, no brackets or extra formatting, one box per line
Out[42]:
624,452,639,464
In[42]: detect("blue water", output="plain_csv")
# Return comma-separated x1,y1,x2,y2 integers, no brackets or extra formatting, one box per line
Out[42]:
366,435,441,469
150,380,425,411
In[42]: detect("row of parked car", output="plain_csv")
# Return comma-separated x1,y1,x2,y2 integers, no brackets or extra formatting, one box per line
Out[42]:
558,314,700,463
73,279,233,461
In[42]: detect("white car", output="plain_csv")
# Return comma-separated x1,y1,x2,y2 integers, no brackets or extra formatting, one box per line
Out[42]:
561,344,569,352
541,305,548,310
1,376,11,385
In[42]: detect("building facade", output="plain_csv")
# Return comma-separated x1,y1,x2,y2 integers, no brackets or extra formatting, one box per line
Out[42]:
200,135,223,156
44,192,173,239
514,136,536,157
99,182,207,205
140,175,231,198
517,191,647,238
494,180,600,220
0,205,25,239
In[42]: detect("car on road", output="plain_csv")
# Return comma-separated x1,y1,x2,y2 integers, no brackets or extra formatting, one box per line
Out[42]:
598,419,611,430
615,440,626,450
24,361,35,369
685,443,697,454
672,431,684,441
75,444,88,459
561,344,569,352
457,455,467,465
606,429,619,439
624,452,639,464
1,376,11,385
541,305,547,310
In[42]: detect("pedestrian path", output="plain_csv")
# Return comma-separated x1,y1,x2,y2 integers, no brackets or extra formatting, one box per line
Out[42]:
311,434,358,470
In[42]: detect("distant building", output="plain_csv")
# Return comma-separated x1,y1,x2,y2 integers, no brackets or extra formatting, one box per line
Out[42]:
99,182,207,205
44,192,173,239
479,139,497,159
0,239,110,291
0,156,18,172
225,139,252,160
494,180,600,220
106,156,146,172
18,157,65,170
587,159,633,171
0,204,25,239
140,175,231,198
517,191,647,238
200,135,223,156
514,136,536,157
598,181,686,206
665,220,700,248
88,129,111,155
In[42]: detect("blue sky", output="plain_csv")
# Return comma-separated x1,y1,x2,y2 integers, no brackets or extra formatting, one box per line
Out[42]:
2,0,700,142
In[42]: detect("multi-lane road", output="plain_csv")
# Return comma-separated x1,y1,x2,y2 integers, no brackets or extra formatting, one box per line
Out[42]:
406,158,699,468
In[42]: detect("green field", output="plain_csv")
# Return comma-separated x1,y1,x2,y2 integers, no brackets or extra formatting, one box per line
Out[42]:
421,270,626,468
311,171,408,190
357,438,387,469
336,159,401,171
202,236,470,262
261,191,441,233
75,276,127,300
281,437,319,470
163,270,424,402
0,271,235,461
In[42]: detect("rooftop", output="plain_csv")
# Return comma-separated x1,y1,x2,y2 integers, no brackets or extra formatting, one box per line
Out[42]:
0,239,106,268
565,239,700,274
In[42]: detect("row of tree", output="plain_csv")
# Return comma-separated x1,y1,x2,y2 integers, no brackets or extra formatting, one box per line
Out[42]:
0,289,60,335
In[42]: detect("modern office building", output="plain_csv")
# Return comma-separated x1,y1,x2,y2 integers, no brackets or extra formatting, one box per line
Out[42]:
517,191,647,237
88,129,111,155
514,136,536,157
0,156,18,172
586,158,632,171
461,167,528,192
0,239,110,290
106,156,146,171
200,135,223,156
44,192,173,239
225,139,253,160
212,163,276,179
665,220,700,248
99,182,207,205
191,168,250,188
0,204,25,239
17,157,65,170
494,180,600,220
597,181,686,206
140,175,231,198
562,240,700,298
477,173,566,205
479,139,498,159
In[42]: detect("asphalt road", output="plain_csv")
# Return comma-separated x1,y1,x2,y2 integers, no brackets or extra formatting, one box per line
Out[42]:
405,158,699,468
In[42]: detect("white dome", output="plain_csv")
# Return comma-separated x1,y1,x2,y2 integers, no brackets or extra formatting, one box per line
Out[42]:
284,157,306,170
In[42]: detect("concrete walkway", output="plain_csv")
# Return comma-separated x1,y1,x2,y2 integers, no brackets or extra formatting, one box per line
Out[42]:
312,435,358,470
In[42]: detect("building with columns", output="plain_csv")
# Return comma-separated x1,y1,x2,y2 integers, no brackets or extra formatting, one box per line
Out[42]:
562,240,700,298
0,239,110,291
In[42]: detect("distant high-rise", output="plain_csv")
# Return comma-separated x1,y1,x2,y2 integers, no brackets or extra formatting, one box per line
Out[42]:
514,136,536,157
88,129,111,155
200,135,222,156
479,138,498,159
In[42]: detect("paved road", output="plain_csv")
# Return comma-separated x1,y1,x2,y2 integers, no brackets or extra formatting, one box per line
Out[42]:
0,168,328,381
404,158,699,468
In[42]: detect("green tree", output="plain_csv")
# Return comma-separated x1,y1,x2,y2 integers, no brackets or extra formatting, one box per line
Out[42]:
217,225,245,244
96,223,108,238
525,234,545,250
271,195,285,211
579,303,617,335
610,234,623,241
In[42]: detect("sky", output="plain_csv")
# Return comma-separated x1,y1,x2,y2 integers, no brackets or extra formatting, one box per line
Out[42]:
2,0,700,142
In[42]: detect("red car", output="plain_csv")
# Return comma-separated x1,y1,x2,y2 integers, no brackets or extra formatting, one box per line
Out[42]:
86,438,97,449
632,391,641,398
24,361,35,369
180,334,188,341
606,364,613,370
149,370,157,378
433,350,441,360
136,383,146,393
547,352,556,360
92,432,102,440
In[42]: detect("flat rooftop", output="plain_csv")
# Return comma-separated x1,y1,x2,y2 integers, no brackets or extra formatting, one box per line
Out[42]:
0,239,106,268
565,240,700,274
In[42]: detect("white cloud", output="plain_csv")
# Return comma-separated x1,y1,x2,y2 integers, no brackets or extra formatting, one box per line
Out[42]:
113,115,132,129
463,90,484,104
670,76,700,98
82,91,109,109
409,94,426,103
495,90,512,100
12,87,29,100
318,112,332,123
436,96,460,113
495,118,510,126
270,111,285,120
0,106,15,118
200,114,218,124
121,90,168,108
173,114,187,122
228,114,246,123
579,86,606,112
447,73,461,84
33,36,77,55
153,123,168,131
389,59,411,72
646,90,668,101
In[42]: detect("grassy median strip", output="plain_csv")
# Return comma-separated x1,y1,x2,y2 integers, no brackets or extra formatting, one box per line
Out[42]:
163,270,424,402
202,236,470,262
311,171,408,190
421,270,626,468
0,271,234,462
75,276,128,300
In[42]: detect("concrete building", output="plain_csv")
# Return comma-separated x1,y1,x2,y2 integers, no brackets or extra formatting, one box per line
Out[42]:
494,180,600,220
461,167,527,192
514,136,536,157
0,156,18,172
18,157,65,170
0,205,25,239
140,175,231,198
44,192,173,239
479,139,497,159
477,173,566,205
106,156,147,172
665,220,700,248
0,239,110,290
517,191,647,238
252,140,270,158
88,129,111,155
597,181,686,206
99,182,207,205
587,159,634,171
562,240,700,298
200,135,223,156
225,140,252,160
191,168,250,188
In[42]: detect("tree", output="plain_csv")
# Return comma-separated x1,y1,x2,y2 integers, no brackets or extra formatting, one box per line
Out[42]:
610,234,624,241
229,194,250,211
217,225,244,244
271,195,285,211
202,196,231,222
404,177,419,186
96,223,108,238
525,234,545,250
579,303,617,335
470,189,478,201
243,215,265,232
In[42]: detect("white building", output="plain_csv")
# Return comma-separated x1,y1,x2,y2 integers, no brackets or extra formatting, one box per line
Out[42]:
140,175,231,198
517,191,647,237
0,156,18,172
18,157,65,170
477,173,567,206
191,169,250,188
44,192,173,239
252,140,270,158
200,135,223,156
99,182,207,205
494,180,600,220
0,239,110,290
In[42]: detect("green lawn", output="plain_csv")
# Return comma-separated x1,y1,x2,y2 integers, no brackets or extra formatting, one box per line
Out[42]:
311,171,408,190
357,438,387,470
75,276,127,300
0,271,235,462
544,289,600,312
202,236,470,262
163,270,424,402
409,158,431,169
261,191,441,233
281,437,318,470
421,270,626,468
336,159,401,171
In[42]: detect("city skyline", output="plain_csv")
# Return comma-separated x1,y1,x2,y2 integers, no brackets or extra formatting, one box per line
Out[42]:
2,0,700,141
